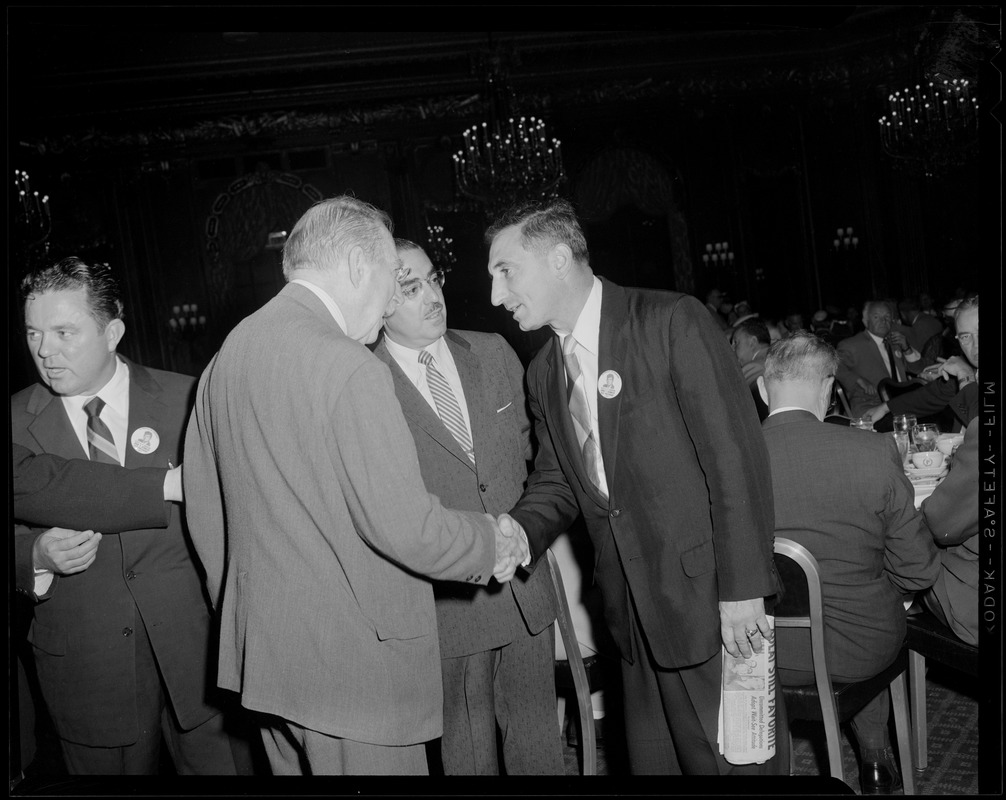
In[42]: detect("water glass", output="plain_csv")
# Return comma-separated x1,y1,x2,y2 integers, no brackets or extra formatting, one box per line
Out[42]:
913,423,940,452
891,431,910,465
850,417,874,431
894,414,917,440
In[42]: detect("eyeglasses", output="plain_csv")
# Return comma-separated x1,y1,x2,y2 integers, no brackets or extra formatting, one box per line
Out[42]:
399,270,446,301
956,331,978,345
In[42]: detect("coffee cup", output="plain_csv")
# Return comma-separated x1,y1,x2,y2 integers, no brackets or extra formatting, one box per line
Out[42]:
911,451,945,470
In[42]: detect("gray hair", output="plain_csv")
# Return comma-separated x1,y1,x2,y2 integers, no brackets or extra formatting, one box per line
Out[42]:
763,331,839,384
955,293,978,318
282,196,393,279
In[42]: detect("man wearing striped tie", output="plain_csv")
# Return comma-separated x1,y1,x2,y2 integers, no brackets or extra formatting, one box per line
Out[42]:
11,257,242,776
372,239,562,775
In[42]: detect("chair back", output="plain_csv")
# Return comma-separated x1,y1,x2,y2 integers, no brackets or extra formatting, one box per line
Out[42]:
773,538,839,727
546,549,596,775
833,384,853,417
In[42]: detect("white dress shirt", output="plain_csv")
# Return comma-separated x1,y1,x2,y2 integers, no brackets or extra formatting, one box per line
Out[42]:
290,278,348,334
554,276,610,494
384,334,474,442
36,357,131,594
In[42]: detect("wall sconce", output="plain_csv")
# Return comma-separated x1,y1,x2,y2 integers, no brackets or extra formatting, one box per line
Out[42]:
833,226,860,251
168,303,208,336
701,241,735,266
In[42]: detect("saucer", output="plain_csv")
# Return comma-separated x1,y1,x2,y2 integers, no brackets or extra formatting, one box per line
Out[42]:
906,464,948,479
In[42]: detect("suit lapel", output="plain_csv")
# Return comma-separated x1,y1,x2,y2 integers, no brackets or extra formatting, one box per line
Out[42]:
122,360,170,468
596,279,627,498
374,337,475,472
446,332,483,475
25,385,86,459
544,327,608,507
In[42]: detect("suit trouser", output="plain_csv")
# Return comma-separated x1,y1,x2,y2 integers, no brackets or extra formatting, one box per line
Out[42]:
440,624,564,775
621,602,789,775
59,614,238,775
258,716,427,775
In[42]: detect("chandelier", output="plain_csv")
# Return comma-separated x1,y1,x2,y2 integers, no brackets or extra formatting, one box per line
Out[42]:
452,47,566,215
877,76,979,178
13,169,53,270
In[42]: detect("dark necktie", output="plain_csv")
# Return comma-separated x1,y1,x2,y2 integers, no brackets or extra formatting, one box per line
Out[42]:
562,335,606,497
419,350,475,464
84,396,119,464
885,339,902,381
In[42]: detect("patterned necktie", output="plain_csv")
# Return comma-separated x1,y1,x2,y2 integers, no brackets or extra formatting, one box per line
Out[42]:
418,350,475,464
84,396,119,464
562,335,606,497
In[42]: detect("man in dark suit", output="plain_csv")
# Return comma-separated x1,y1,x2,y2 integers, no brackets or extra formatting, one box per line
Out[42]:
485,199,786,776
862,294,979,433
730,318,772,421
757,331,940,794
836,300,925,418
183,196,527,776
897,295,944,353
373,239,562,775
919,417,979,645
11,257,239,775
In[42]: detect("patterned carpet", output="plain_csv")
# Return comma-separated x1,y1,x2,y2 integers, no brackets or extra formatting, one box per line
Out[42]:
561,662,981,794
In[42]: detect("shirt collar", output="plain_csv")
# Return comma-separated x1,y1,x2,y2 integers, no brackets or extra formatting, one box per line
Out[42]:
290,278,348,335
63,356,129,414
558,276,603,356
384,333,448,377
768,405,816,418
866,329,886,347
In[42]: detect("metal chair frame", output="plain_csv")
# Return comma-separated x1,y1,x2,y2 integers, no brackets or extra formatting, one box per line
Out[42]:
773,537,916,793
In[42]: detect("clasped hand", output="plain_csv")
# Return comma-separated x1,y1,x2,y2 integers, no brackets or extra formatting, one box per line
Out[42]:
32,527,102,575
489,512,530,583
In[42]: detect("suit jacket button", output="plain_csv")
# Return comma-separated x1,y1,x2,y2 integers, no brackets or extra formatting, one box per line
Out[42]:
126,571,137,580
610,508,621,517
479,483,488,492
122,627,133,637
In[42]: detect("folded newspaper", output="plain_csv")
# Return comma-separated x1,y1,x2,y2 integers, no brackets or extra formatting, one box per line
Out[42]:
717,616,777,765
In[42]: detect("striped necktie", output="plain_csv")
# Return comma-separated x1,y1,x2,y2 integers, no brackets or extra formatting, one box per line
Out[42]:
84,396,119,464
562,334,606,496
419,350,475,464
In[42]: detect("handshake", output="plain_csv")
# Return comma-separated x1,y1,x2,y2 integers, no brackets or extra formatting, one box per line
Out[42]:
489,513,531,583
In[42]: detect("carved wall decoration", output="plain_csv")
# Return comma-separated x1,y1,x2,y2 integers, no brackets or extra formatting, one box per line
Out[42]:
572,147,695,293
204,170,322,320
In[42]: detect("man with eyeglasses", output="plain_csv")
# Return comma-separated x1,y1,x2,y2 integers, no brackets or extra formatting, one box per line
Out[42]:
372,239,563,775
862,294,979,433
183,198,529,776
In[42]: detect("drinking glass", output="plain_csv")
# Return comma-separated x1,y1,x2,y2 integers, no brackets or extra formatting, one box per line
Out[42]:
891,431,910,465
913,423,940,452
895,414,918,445
850,417,874,431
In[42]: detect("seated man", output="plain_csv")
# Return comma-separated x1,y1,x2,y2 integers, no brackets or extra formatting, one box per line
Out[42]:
757,332,940,794
897,296,944,354
918,417,979,645
836,300,926,418
862,294,978,433
730,318,771,421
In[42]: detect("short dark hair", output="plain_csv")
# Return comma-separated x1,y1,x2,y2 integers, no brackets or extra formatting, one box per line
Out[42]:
734,318,771,345
763,330,839,384
20,256,124,330
393,237,425,256
484,198,589,263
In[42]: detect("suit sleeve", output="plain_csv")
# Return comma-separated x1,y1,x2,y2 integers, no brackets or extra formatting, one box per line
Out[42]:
887,376,959,417
667,296,778,602
13,442,170,532
333,359,497,583
835,339,860,395
182,358,227,608
921,417,979,546
509,357,582,560
879,438,941,593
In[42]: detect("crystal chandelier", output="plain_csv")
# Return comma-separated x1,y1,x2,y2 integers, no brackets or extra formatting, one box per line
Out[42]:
452,48,565,214
877,76,979,178
13,169,53,269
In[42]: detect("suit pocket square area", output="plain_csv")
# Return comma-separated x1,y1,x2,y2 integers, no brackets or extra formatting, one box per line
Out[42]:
496,402,513,413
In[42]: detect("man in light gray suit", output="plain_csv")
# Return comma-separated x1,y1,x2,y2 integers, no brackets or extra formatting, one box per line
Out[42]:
373,239,563,775
183,197,528,776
